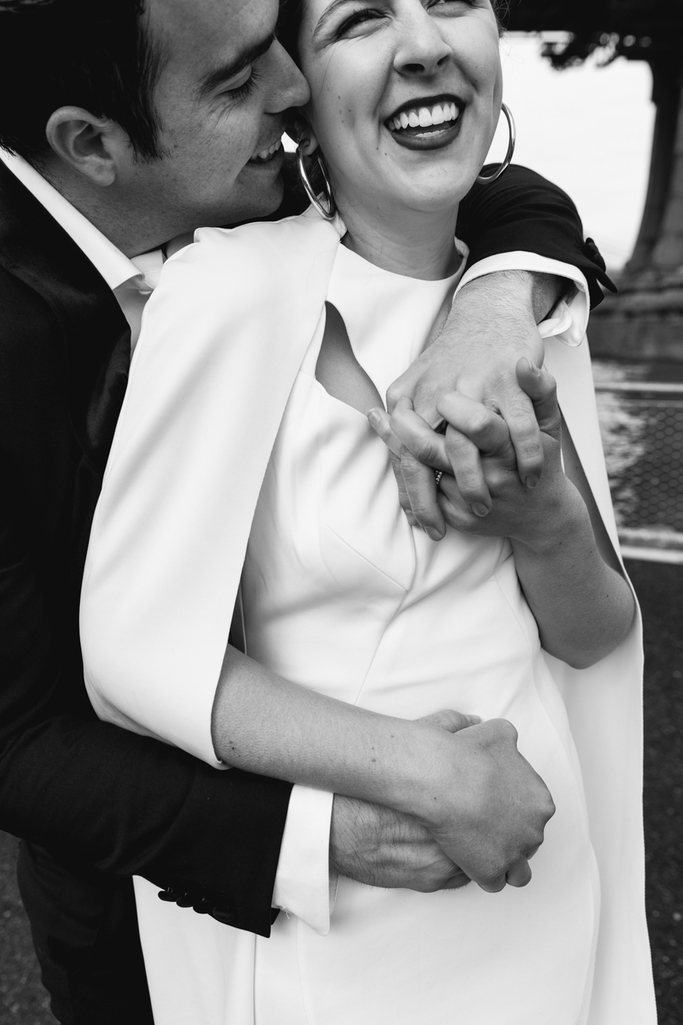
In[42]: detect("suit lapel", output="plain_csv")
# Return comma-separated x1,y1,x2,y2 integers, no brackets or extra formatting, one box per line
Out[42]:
0,161,131,478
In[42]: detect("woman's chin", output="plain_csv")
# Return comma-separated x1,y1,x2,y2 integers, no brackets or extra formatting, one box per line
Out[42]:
383,181,476,219
380,161,483,216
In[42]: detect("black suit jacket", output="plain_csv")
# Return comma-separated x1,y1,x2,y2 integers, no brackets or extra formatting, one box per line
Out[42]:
0,160,611,935
0,162,292,938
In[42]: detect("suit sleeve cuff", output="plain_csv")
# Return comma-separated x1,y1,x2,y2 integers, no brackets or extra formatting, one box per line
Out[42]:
456,251,590,348
272,786,334,936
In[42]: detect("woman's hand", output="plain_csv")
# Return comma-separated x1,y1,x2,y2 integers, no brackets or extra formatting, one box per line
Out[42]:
377,271,566,536
410,718,553,893
373,361,636,667
371,358,577,550
435,359,580,549
213,646,554,892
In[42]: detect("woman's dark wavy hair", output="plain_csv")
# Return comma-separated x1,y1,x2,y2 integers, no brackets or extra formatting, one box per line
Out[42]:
278,0,507,65
0,0,165,165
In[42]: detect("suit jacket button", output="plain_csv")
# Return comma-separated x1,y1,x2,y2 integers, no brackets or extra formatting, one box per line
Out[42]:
192,898,214,915
158,888,178,902
175,893,195,908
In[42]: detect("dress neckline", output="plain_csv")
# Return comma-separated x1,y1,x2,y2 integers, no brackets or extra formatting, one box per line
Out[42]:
336,233,469,288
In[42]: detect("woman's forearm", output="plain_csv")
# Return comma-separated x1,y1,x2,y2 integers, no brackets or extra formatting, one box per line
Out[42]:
212,646,450,813
211,645,555,889
510,490,635,669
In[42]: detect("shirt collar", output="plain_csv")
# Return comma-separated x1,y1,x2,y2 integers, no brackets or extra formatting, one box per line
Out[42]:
0,147,148,292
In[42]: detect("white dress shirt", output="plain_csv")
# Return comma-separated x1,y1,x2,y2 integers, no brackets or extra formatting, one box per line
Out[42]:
2,147,589,936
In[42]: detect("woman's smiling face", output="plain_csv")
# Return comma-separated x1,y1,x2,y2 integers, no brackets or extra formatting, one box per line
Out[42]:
296,0,502,221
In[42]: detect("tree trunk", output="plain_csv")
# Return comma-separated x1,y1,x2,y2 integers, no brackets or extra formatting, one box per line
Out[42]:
590,50,683,361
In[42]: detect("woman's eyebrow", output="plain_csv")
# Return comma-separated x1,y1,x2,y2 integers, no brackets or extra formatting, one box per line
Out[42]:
197,31,276,98
312,0,359,39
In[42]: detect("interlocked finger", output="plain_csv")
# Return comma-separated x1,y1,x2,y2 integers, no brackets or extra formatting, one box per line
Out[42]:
442,426,491,512
436,392,513,458
398,448,446,539
387,398,450,471
497,382,544,487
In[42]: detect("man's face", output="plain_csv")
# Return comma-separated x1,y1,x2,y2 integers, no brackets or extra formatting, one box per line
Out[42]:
129,0,309,235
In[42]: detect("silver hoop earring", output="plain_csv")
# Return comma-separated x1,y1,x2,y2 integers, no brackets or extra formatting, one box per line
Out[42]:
476,104,516,185
297,144,337,221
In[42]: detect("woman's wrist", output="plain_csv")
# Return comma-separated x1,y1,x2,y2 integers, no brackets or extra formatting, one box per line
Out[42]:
383,722,466,826
512,478,588,557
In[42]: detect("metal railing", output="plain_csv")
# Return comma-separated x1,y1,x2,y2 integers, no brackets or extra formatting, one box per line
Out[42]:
593,362,683,563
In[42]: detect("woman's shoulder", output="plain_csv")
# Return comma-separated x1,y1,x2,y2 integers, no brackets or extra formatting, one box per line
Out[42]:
191,208,339,258
158,209,341,297
148,209,342,334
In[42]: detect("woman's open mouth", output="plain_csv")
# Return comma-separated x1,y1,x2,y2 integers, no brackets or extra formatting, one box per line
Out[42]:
386,98,462,151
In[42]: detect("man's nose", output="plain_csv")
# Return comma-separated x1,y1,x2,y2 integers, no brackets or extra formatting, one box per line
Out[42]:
268,40,310,111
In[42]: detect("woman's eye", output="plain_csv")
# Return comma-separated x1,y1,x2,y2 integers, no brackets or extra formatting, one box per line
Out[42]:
336,8,384,36
427,0,476,9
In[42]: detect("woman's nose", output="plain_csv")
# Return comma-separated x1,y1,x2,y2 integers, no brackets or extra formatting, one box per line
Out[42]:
393,9,452,77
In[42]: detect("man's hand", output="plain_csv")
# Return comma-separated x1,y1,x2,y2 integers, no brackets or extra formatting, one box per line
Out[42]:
330,708,477,891
435,359,570,544
378,270,565,537
330,796,471,892
330,706,554,895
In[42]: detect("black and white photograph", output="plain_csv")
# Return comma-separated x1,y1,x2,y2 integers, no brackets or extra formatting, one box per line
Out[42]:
0,1,680,1022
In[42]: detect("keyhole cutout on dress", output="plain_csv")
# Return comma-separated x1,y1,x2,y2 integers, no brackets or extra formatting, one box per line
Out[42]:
315,302,384,416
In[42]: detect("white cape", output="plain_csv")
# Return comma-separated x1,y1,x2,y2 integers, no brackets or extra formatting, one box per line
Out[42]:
81,208,656,1024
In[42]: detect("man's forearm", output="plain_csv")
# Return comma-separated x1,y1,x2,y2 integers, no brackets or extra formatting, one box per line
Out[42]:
527,270,567,324
483,269,567,325
449,269,566,354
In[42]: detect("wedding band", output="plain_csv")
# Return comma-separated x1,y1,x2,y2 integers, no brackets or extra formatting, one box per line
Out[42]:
433,470,444,488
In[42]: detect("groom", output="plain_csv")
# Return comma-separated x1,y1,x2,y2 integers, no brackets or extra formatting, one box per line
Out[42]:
0,0,612,1022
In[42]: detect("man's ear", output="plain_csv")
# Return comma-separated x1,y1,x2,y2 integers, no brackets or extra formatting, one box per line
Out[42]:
45,107,131,186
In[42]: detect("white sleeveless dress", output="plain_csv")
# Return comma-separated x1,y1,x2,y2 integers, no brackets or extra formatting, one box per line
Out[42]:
132,241,599,1025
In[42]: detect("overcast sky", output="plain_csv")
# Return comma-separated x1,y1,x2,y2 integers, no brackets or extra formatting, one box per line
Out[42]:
497,34,655,272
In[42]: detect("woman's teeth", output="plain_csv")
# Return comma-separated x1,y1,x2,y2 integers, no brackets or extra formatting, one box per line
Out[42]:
252,140,282,162
389,102,459,132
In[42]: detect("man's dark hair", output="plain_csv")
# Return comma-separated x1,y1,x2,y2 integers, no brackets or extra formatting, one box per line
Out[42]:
0,0,166,165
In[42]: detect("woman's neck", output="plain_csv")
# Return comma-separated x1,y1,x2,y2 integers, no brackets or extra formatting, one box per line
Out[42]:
338,200,460,281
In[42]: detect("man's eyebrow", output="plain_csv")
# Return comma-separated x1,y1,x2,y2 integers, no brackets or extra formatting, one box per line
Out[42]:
197,31,276,98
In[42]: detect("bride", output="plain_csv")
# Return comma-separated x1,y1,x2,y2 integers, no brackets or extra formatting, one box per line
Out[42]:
80,0,654,1022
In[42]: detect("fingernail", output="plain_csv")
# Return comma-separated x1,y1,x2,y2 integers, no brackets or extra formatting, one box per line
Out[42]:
465,714,482,724
526,358,541,376
426,526,444,541
367,409,381,427
471,503,489,518
525,474,539,489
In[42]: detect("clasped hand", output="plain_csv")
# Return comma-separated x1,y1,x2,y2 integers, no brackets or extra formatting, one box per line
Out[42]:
370,357,565,548
370,270,566,538
332,709,555,895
